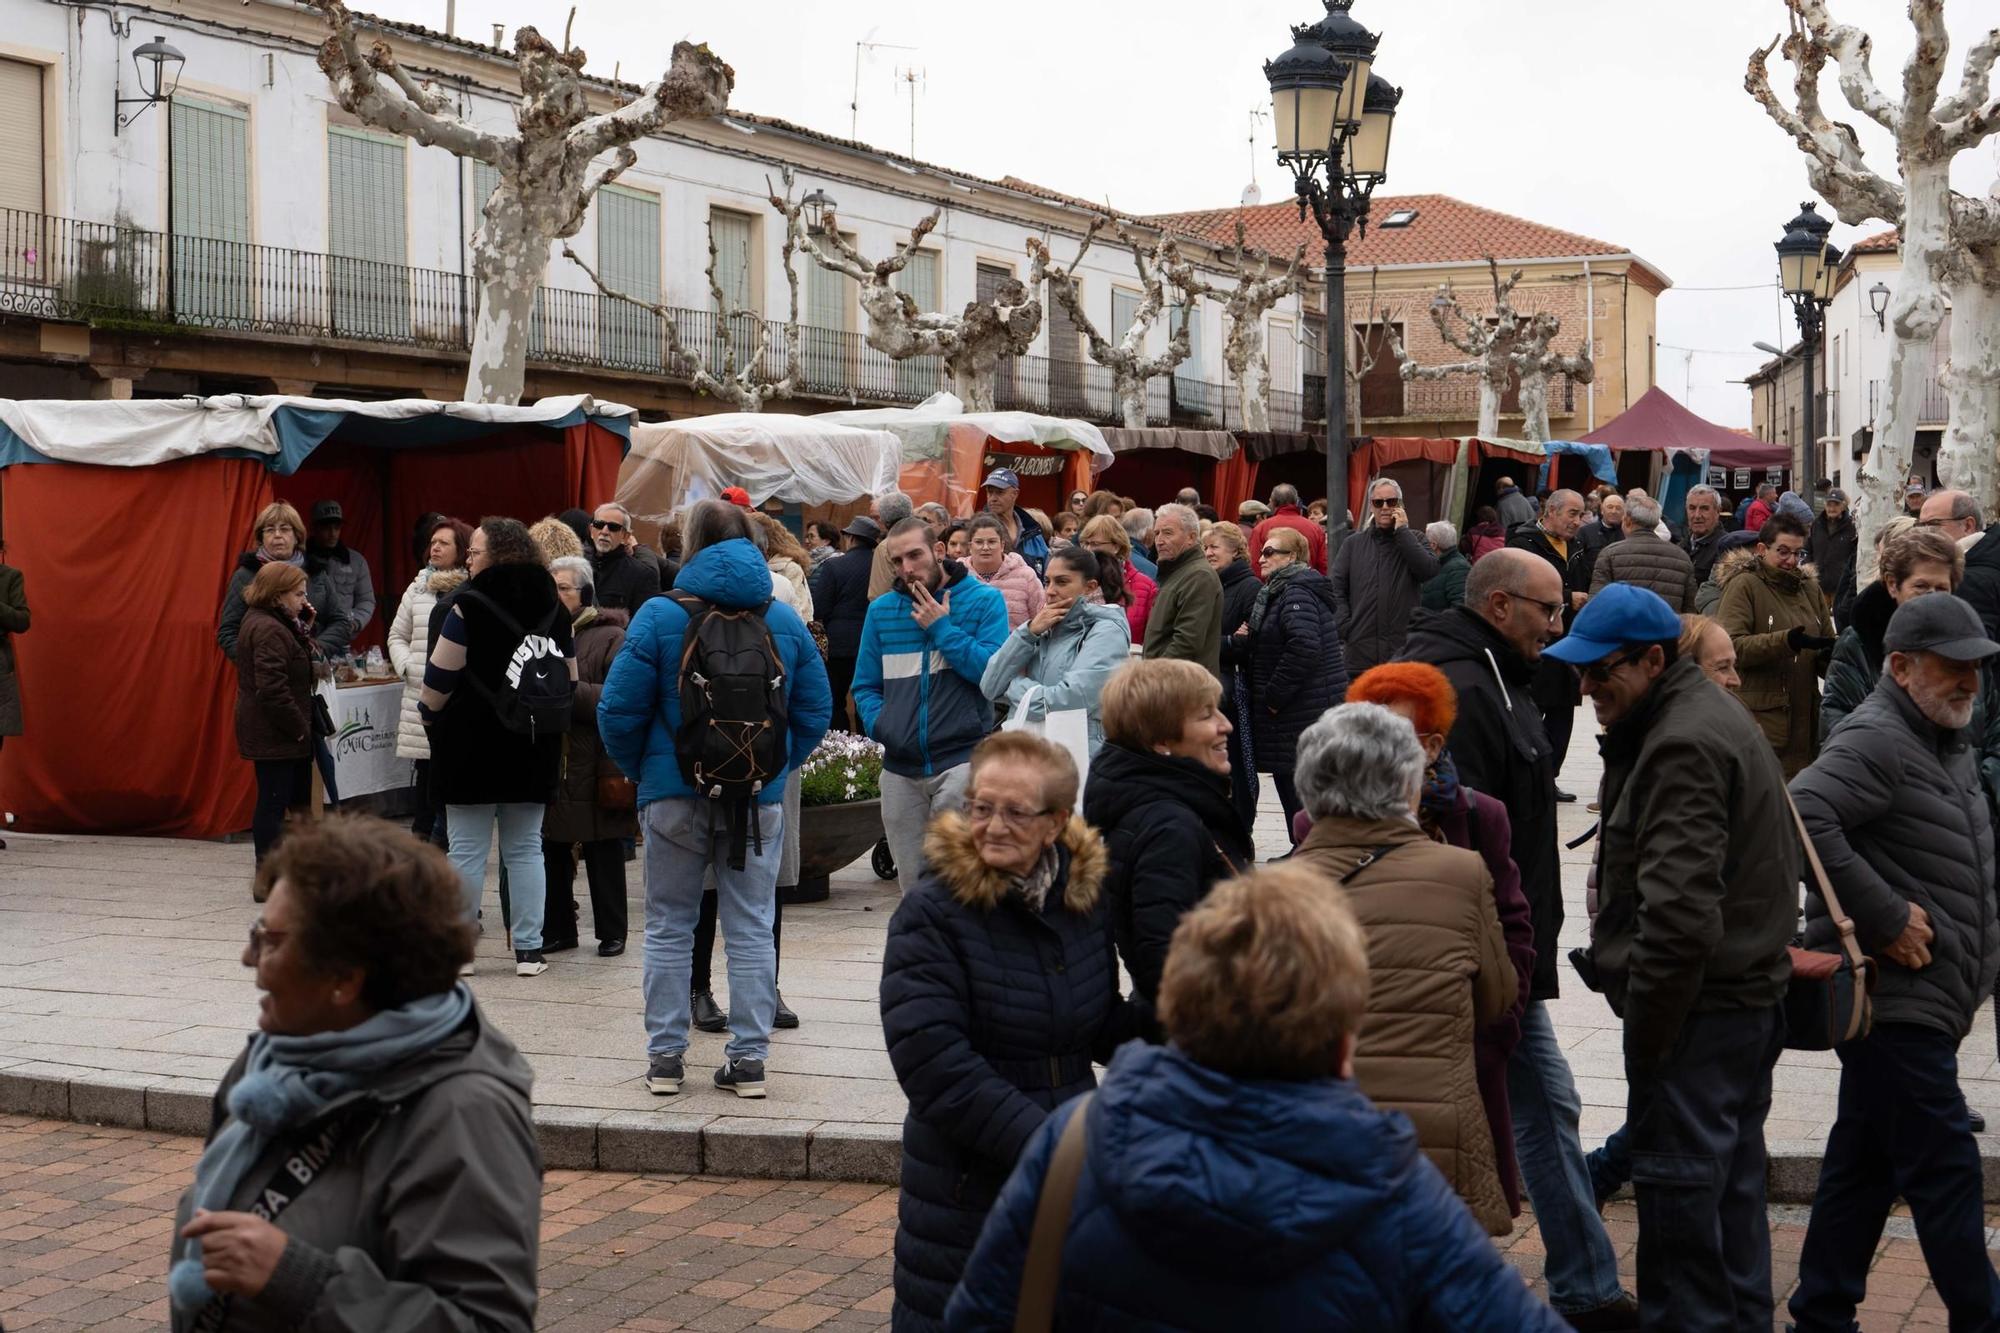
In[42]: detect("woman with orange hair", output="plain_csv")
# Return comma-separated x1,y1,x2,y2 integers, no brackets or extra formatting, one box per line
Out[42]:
1334,661,1538,1223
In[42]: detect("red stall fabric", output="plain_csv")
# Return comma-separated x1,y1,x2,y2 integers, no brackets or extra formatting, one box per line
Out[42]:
274,445,390,655
1210,448,1259,520
0,457,271,838
1349,437,1462,526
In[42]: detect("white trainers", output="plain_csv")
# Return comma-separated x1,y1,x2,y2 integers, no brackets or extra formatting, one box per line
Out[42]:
514,950,548,977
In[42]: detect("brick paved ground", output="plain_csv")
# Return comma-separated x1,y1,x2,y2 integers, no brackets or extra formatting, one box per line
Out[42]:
4,1116,1997,1332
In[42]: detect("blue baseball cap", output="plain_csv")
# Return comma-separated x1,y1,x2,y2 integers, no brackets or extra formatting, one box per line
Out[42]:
981,467,1021,491
1544,584,1683,665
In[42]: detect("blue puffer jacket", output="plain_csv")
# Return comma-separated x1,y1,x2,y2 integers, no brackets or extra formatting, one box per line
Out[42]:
853,561,1009,780
945,1042,1567,1332
880,812,1127,1333
978,599,1129,755
597,539,832,806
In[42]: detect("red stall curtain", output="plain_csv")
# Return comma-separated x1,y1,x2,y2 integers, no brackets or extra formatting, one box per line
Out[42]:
1210,449,1259,519
0,457,271,837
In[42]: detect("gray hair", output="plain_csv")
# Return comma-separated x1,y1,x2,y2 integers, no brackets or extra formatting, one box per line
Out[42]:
878,491,915,527
1626,497,1662,530
549,554,594,590
1944,491,1984,526
1122,507,1155,540
1155,503,1200,538
593,501,632,525
1269,483,1301,509
916,501,951,526
1368,476,1404,502
1295,703,1425,824
1686,484,1721,507
1425,521,1458,550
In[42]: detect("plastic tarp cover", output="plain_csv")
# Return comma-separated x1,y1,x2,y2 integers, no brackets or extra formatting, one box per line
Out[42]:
0,394,635,472
816,392,1114,472
618,414,901,538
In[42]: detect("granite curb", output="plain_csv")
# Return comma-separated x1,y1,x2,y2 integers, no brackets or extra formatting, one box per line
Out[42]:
0,1063,901,1184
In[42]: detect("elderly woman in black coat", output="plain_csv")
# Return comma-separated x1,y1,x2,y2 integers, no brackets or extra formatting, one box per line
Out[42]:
879,730,1131,1332
1204,519,1260,825
1238,524,1350,838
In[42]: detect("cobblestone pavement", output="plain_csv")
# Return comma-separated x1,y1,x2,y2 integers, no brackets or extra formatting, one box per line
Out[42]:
4,1117,1998,1332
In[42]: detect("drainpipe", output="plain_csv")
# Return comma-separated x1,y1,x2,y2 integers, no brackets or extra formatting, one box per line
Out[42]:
1583,260,1594,429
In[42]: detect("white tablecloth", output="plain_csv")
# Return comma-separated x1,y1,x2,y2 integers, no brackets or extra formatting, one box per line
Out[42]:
319,680,411,798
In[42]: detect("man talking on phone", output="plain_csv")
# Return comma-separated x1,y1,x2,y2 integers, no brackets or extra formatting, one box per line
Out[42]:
1329,475,1440,676
852,516,1010,894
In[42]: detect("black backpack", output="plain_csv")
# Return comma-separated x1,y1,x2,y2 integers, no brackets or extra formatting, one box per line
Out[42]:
454,589,574,742
669,592,789,854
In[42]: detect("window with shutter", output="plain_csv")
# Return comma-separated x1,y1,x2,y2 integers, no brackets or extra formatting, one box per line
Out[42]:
328,126,409,340
0,58,44,286
171,98,251,327
1355,321,1404,418
893,249,940,399
598,184,660,370
708,207,758,373
1110,288,1141,339
803,232,853,392
976,263,1017,405
1268,318,1299,428
1046,281,1085,416
1171,304,1206,421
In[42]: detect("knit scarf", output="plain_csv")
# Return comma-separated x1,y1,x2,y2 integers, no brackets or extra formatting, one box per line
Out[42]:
169,984,475,1312
1010,844,1063,913
1416,752,1462,837
1250,561,1303,632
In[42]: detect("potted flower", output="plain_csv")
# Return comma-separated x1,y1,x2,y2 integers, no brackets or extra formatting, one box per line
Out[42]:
790,730,890,903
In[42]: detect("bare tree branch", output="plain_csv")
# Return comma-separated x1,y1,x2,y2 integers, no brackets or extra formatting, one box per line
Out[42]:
314,0,499,159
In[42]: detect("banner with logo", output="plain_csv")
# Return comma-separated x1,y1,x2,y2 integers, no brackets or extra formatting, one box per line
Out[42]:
319,681,410,798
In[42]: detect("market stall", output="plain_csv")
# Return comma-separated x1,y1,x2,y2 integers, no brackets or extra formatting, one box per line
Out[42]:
319,676,408,798
616,412,902,550
1098,427,1245,513
818,392,1113,520
1578,387,1792,524
0,394,632,838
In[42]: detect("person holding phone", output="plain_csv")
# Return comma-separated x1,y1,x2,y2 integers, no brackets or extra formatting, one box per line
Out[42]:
1328,476,1440,677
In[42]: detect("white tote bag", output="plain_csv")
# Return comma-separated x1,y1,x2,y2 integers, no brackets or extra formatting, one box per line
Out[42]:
1004,685,1092,790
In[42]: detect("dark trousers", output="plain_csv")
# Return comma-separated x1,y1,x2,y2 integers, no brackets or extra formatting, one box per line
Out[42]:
313,735,340,805
691,885,782,993
1270,769,1303,845
1626,1004,1783,1332
1789,1023,2000,1331
251,758,312,862
410,759,448,849
826,654,857,732
542,838,628,945
1532,657,1578,778
1223,693,1258,830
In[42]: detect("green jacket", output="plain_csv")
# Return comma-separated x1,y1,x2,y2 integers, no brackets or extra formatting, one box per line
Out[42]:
1589,656,1799,1074
1823,581,2000,817
1715,555,1833,777
1420,550,1470,611
1142,548,1224,683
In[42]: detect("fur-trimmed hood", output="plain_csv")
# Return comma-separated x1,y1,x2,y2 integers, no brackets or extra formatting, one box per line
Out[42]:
921,810,1107,914
1710,546,1760,591
425,566,468,597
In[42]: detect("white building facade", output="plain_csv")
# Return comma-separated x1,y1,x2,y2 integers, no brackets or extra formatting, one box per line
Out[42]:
1821,232,1950,489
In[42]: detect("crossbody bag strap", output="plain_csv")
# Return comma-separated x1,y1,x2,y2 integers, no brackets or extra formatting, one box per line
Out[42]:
1339,843,1403,885
1785,791,1865,973
1014,1093,1093,1333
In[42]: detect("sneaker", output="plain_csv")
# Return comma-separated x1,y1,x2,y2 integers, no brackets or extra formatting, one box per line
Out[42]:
645,1055,684,1095
514,950,548,977
774,993,800,1030
691,990,727,1033
458,960,476,977
713,1058,766,1099
1562,1295,1639,1332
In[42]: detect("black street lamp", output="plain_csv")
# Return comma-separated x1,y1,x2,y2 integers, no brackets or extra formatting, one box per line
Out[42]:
113,34,186,134
1774,201,1836,481
800,189,836,238
1266,0,1399,556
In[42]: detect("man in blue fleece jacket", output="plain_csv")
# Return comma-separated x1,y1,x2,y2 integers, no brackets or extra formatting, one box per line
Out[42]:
853,516,1010,893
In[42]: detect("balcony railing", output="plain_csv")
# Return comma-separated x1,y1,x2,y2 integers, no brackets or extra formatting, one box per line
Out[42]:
0,207,1313,430
1298,371,1575,430
1817,389,1839,440
1866,373,1949,428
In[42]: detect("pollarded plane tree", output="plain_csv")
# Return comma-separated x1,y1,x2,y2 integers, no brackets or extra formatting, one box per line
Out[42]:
312,0,734,404
1747,0,2000,558
1390,259,1593,443
565,172,804,412
1178,221,1307,434
788,205,1040,412
1027,218,1208,429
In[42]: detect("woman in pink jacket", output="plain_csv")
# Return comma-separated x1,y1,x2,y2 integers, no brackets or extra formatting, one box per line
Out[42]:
1081,514,1156,643
962,513,1046,630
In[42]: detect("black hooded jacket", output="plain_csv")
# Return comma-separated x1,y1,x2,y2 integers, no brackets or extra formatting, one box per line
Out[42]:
1399,607,1563,1000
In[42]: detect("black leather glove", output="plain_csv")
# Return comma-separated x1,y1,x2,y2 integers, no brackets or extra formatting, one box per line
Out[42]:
1787,625,1836,653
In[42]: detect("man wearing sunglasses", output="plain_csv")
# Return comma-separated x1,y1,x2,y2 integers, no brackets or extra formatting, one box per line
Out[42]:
1546,584,1797,1330
588,502,661,611
1327,476,1438,676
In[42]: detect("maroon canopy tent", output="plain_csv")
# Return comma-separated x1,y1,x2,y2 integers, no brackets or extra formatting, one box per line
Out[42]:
1579,387,1789,469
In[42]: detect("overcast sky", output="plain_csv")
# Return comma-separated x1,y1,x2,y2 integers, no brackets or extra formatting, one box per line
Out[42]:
368,0,2000,428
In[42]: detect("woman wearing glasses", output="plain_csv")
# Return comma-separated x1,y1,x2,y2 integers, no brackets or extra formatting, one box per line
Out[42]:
879,731,1132,1333
1238,525,1349,837
169,815,539,1333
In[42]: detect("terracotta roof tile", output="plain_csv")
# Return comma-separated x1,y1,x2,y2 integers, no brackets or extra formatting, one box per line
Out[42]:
1850,229,1899,254
1147,194,1637,270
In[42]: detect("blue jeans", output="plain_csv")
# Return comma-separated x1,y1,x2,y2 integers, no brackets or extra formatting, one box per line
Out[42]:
1508,999,1625,1313
1790,1023,2000,1330
447,802,545,952
1588,1124,1632,1202
641,797,783,1064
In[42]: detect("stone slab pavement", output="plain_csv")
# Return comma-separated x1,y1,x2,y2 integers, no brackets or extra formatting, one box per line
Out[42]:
2,707,1998,1191
5,1116,1999,1332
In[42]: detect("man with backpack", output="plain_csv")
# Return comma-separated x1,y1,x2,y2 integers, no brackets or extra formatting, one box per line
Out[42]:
853,516,1011,893
420,517,576,978
599,500,831,1100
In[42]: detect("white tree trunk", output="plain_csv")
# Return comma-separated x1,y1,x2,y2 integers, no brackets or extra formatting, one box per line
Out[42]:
1113,372,1148,429
465,193,556,404
1518,372,1551,445
1476,380,1502,440
1937,274,2000,505
949,359,997,413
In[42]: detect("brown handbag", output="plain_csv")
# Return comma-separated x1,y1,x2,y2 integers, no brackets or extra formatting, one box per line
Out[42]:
1782,791,1876,1051
595,771,638,813
1013,1094,1093,1333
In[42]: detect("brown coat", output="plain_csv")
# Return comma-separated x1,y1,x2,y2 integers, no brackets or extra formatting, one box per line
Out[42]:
1293,813,1515,1236
543,607,639,844
1714,555,1833,779
233,606,314,761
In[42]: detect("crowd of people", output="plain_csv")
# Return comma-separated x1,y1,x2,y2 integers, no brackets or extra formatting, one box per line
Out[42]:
194,465,2000,1332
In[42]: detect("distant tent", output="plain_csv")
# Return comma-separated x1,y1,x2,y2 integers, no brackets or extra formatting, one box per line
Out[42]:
1579,387,1789,469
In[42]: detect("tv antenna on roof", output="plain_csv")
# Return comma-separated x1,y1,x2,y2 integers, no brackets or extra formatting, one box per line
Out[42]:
851,35,916,142
1242,107,1269,207
897,65,926,159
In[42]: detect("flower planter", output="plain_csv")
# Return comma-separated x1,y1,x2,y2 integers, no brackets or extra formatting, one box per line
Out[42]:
787,797,885,904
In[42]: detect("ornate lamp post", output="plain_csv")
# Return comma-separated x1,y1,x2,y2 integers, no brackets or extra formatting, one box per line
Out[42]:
113,34,185,134
1266,0,1398,555
1775,201,1836,482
